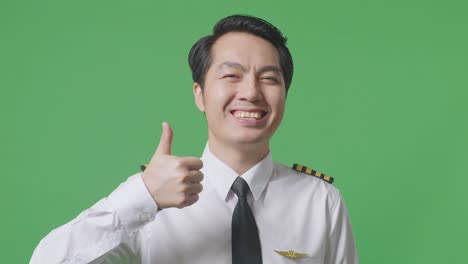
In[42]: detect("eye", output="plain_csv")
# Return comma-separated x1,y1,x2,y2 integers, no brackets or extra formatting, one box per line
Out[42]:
223,74,239,79
261,76,279,83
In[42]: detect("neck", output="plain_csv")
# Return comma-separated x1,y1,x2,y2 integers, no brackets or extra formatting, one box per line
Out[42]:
208,140,270,175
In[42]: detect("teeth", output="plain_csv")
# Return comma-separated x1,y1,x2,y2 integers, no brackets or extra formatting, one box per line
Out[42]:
234,111,263,120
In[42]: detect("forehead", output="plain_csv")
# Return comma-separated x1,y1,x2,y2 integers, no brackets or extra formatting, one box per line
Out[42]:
209,32,280,68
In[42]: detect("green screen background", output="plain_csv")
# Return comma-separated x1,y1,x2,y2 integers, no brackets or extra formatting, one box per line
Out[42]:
2,0,467,263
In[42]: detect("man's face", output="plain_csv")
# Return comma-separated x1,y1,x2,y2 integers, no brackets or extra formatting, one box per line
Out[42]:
194,32,286,149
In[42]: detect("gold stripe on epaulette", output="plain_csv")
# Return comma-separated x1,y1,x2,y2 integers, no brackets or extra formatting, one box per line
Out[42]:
292,163,334,184
296,164,303,171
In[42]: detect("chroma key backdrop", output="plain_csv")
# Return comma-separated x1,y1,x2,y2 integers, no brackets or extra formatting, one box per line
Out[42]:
1,0,467,263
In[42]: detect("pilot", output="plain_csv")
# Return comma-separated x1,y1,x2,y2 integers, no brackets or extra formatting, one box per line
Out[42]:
31,14,358,264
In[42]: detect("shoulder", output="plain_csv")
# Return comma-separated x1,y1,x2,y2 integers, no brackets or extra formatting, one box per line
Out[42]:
272,161,336,186
271,162,343,205
291,163,334,184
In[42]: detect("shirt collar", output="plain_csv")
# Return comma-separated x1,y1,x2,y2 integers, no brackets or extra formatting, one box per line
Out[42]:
201,143,274,202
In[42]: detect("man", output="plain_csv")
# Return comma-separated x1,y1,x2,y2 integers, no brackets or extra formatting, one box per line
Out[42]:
30,15,358,263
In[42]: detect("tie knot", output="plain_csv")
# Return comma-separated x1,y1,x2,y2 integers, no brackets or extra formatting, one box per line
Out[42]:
231,177,250,198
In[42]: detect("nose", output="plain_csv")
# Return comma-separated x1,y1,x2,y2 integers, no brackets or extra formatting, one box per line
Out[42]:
237,76,263,102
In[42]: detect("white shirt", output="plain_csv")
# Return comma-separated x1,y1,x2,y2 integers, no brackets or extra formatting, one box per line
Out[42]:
30,145,358,264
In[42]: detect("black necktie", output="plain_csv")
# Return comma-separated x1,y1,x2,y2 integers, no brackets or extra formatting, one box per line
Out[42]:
231,177,262,264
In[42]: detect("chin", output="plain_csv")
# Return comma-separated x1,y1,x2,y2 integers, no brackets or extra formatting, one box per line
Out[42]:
229,133,270,146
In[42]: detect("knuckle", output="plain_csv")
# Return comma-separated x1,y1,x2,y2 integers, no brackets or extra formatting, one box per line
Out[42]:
175,196,186,207
176,171,190,182
182,172,193,182
179,184,190,193
175,175,185,184
173,159,184,169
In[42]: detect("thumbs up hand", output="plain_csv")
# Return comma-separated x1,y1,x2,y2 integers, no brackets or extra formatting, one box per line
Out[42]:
142,122,204,209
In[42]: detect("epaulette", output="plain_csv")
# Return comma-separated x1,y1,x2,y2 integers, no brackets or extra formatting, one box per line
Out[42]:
292,164,334,184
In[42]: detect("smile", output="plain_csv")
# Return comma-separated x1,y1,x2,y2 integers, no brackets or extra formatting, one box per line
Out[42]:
232,110,266,121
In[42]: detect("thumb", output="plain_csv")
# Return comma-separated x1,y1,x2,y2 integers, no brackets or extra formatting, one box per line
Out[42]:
155,122,173,155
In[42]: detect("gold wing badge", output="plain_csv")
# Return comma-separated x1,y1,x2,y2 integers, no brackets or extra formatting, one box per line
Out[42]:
274,250,308,259
292,164,334,184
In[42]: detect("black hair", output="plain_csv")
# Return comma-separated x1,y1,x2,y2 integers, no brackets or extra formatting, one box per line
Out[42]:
188,14,294,93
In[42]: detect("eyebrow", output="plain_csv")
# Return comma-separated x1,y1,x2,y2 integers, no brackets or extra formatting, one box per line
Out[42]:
217,61,282,75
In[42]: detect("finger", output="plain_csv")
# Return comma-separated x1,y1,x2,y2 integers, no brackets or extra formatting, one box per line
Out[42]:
187,183,203,194
187,170,204,183
182,157,203,170
184,193,200,207
155,122,173,156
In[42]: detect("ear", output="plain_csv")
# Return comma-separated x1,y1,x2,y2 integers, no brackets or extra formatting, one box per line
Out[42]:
193,82,205,112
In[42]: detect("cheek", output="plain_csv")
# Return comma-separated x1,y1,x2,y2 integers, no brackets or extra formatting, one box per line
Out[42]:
275,102,286,120
208,84,236,108
267,91,286,111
